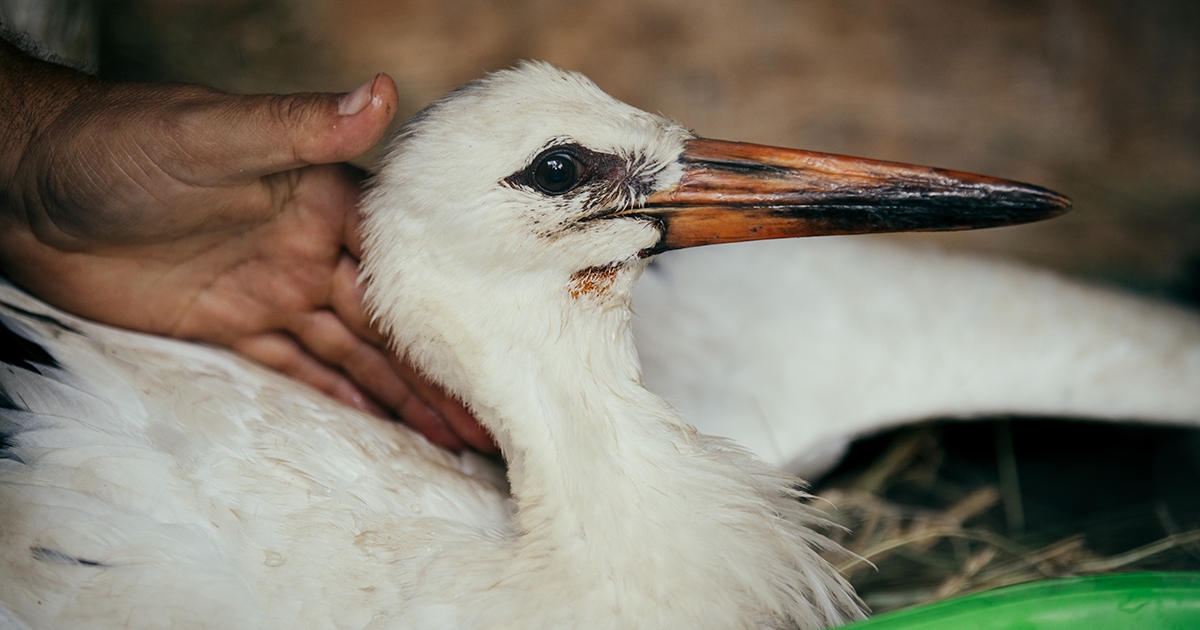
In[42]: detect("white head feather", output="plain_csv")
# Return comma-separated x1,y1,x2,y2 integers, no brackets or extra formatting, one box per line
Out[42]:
361,61,690,440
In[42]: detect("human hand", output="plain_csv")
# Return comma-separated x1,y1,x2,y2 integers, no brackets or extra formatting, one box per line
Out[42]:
0,43,496,453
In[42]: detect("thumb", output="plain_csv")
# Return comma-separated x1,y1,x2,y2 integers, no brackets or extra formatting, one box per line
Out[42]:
178,73,399,183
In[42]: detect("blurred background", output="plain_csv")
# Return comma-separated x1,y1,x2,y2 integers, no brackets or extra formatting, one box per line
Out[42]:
8,0,1196,301
7,0,1190,298
4,0,1200,614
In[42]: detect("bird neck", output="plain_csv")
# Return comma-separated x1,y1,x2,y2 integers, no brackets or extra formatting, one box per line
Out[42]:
476,289,742,602
447,263,706,550
497,310,691,542
464,268,681,520
385,261,859,626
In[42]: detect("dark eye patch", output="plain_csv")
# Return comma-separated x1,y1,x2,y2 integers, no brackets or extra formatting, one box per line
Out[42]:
504,143,625,199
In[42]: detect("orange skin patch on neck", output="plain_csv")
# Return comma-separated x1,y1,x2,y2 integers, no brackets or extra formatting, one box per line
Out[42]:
568,264,622,299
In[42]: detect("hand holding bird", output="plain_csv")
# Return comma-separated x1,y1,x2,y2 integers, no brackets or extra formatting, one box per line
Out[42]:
0,40,494,453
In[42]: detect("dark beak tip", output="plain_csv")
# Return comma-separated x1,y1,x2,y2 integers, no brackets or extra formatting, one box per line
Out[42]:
1025,187,1073,217
985,180,1071,221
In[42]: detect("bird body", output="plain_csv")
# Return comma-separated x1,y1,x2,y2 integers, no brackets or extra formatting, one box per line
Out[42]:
0,282,511,629
0,286,851,629
636,237,1200,477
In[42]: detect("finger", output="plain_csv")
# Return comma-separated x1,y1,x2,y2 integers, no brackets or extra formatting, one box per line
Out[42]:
330,253,385,345
343,205,366,261
233,332,387,417
386,352,499,453
286,308,477,450
286,308,407,409
437,395,499,453
337,166,369,261
392,388,469,452
165,73,400,184
329,258,498,452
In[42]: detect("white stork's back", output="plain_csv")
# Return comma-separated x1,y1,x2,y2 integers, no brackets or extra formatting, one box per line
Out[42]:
637,237,1200,477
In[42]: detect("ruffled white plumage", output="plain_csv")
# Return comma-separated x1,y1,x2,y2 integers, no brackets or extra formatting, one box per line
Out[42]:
1,283,511,629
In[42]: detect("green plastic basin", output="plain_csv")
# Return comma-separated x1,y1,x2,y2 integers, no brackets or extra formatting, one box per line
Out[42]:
842,573,1200,630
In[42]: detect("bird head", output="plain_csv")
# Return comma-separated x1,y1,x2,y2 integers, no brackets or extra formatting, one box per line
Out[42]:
364,62,688,285
360,61,1069,415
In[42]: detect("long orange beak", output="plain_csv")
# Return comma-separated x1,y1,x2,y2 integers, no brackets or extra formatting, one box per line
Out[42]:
619,139,1071,254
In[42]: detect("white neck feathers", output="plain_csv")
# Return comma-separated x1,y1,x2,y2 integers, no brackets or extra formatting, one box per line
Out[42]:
364,251,861,628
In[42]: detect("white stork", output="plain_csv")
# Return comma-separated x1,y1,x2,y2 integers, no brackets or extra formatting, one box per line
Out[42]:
0,60,1109,629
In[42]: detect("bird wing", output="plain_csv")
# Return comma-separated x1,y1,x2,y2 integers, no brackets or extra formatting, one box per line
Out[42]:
635,238,1200,479
0,280,511,629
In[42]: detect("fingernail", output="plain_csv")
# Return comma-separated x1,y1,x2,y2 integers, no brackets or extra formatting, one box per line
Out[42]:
338,76,375,116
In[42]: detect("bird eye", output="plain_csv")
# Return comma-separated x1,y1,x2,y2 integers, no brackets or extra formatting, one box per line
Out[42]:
533,152,580,195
